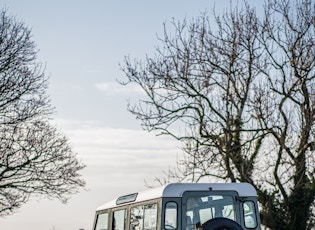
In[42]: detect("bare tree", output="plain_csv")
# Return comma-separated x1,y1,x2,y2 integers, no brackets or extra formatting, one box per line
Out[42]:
122,0,315,229
257,1,315,229
0,10,85,216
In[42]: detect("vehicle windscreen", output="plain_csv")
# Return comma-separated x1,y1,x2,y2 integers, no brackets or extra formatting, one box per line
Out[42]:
185,194,235,229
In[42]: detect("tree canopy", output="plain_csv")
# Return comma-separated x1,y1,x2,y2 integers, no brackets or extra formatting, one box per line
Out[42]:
0,10,85,216
122,0,315,229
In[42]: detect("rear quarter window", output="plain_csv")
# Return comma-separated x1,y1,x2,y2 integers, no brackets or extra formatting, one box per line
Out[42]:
95,212,108,230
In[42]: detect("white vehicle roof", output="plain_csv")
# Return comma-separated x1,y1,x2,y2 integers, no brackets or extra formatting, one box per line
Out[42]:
96,183,257,211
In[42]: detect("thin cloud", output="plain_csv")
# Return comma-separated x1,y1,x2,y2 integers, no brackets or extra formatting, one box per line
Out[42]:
52,119,179,179
95,82,144,95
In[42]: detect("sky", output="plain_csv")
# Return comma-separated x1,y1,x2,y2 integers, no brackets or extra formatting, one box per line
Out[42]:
0,1,262,230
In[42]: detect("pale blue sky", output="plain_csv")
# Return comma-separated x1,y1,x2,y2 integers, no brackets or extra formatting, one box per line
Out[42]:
0,1,263,230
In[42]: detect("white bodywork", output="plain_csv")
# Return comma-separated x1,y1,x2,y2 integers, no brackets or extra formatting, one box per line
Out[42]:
96,183,257,211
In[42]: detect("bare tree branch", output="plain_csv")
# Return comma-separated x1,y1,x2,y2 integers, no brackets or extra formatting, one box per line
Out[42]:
0,9,85,216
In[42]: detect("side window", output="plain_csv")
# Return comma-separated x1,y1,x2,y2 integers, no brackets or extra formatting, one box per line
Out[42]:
164,202,177,229
130,203,158,230
243,201,258,229
95,212,108,230
130,206,144,230
113,209,126,230
144,203,158,230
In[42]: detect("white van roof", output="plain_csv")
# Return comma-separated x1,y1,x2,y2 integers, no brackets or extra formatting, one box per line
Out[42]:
96,183,257,211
